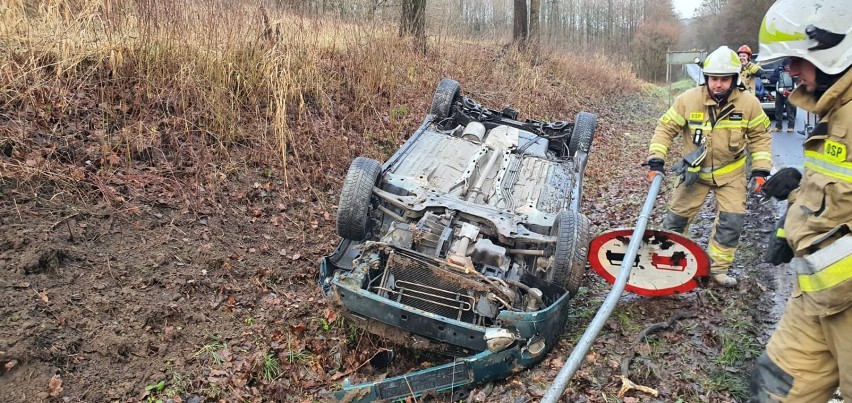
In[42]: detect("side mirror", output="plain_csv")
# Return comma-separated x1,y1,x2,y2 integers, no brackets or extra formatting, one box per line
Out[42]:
694,57,702,65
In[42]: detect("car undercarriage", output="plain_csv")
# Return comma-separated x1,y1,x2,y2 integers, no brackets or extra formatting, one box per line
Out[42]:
319,79,597,401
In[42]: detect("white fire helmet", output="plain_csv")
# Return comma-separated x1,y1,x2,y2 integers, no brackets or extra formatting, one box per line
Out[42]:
703,46,742,76
757,0,852,75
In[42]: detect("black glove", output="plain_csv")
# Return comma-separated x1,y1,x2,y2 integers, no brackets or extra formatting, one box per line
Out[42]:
761,167,802,201
642,158,665,181
672,159,700,187
748,169,770,193
764,212,794,265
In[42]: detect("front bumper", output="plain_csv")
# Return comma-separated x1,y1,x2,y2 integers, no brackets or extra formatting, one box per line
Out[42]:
322,252,572,402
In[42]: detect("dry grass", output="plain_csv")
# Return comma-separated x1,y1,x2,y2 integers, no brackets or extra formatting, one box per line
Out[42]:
0,0,641,209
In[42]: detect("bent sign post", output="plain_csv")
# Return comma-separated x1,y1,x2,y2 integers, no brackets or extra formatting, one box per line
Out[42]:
543,174,668,402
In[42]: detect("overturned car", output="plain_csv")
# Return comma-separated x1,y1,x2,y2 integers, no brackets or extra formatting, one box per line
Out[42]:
319,79,596,401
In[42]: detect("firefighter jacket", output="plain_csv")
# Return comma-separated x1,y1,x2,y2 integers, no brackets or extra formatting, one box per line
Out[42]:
740,62,763,94
647,86,772,186
785,68,852,316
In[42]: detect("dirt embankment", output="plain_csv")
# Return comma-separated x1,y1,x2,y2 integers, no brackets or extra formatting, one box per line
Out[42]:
1,87,789,403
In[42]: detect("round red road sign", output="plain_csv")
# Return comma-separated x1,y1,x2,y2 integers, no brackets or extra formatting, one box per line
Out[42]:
588,229,711,296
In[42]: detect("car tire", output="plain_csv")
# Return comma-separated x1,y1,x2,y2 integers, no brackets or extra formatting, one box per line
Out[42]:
337,157,382,241
430,79,461,120
548,210,591,297
568,111,596,157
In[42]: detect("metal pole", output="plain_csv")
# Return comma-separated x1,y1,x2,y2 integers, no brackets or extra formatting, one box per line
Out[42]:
541,173,665,403
667,64,672,106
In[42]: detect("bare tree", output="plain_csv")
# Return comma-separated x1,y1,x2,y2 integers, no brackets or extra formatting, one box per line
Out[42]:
719,0,774,49
400,0,427,52
266,0,749,81
626,1,681,80
529,0,540,56
695,0,727,17
686,0,772,54
512,0,528,48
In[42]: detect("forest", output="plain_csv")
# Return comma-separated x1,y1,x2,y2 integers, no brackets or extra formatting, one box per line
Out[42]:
273,0,774,81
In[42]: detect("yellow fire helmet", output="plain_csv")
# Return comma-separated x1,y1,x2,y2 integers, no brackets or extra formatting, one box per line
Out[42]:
703,46,742,76
758,0,852,75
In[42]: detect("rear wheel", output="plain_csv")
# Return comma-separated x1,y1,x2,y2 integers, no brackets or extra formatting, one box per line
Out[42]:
336,157,382,241
568,112,596,157
547,211,591,297
430,79,461,120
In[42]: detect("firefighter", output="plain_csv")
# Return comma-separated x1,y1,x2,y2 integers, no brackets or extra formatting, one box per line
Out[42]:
738,45,763,94
749,0,852,401
644,45,772,287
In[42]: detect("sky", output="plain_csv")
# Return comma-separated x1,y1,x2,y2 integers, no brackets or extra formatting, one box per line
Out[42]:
671,0,702,19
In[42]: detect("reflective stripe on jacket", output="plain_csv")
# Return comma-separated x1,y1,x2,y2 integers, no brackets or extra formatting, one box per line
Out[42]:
785,68,852,316
648,86,771,186
740,62,762,94
791,236,852,292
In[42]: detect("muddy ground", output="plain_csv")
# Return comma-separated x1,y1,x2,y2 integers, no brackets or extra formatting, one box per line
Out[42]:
0,92,790,403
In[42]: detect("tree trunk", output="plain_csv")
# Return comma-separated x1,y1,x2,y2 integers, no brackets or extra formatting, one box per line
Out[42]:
400,0,427,53
513,0,528,49
529,0,540,56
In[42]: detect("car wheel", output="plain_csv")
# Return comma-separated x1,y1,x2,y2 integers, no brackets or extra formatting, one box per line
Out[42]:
336,157,382,241
430,79,461,120
568,111,596,157
548,210,591,297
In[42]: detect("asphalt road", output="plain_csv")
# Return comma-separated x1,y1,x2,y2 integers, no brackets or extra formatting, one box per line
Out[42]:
769,109,811,172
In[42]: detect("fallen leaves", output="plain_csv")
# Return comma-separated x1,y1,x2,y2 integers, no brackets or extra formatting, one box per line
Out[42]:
105,152,121,166
277,249,301,260
0,51,778,403
34,288,49,303
324,309,337,324
48,374,63,397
